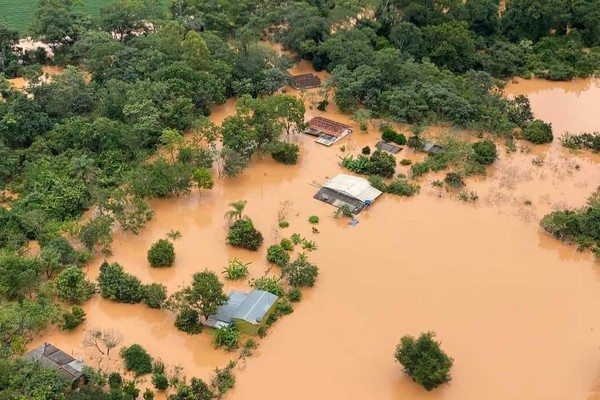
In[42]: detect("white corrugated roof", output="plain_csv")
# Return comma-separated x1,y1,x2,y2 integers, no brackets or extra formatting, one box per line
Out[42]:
322,174,382,203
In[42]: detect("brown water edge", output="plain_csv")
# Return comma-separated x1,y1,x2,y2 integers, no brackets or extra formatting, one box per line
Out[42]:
28,64,600,399
7,65,65,90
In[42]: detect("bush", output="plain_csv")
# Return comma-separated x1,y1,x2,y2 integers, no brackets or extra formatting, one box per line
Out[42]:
317,99,328,111
55,266,95,305
361,146,371,155
152,373,169,391
222,258,250,280
212,326,240,351
444,172,465,189
287,287,302,302
282,254,319,287
270,142,300,165
211,364,236,396
400,159,412,166
382,127,406,145
227,219,263,250
387,178,420,196
61,305,86,331
143,283,167,309
278,221,289,228
522,120,553,144
275,299,294,316
108,372,122,389
368,150,396,178
175,308,203,334
395,331,453,391
147,239,175,268
250,276,285,296
266,244,290,267
98,262,144,303
280,238,293,251
471,140,498,165
411,162,431,178
368,175,387,193
143,389,155,400
407,135,425,150
308,215,319,224
121,344,153,376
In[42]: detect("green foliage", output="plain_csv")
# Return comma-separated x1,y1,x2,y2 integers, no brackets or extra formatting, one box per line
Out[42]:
166,270,227,320
147,239,175,268
362,146,371,155
275,299,294,316
522,120,554,144
444,173,466,189
335,204,354,218
193,168,214,191
270,141,300,165
211,363,236,396
266,244,290,267
381,127,407,145
280,238,294,251
561,132,600,151
61,305,86,331
174,308,203,334
368,175,388,193
143,283,167,309
55,266,95,305
395,331,453,391
222,258,251,280
212,326,240,351
400,159,412,166
0,252,41,300
278,221,290,228
0,358,69,400
152,373,169,391
387,177,420,196
308,215,320,224
341,150,396,178
471,140,498,165
282,253,319,287
227,219,264,251
108,372,123,389
170,377,214,400
250,276,285,297
290,233,303,245
98,261,144,304
143,388,155,400
287,287,302,303
301,239,318,251
121,344,153,377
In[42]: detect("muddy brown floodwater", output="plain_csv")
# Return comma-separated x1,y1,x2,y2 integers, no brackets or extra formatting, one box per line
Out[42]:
30,63,600,400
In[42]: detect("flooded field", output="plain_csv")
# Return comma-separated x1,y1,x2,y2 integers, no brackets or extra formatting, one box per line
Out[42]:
31,66,600,399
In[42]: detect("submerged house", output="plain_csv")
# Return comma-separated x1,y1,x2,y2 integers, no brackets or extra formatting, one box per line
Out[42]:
313,174,383,214
290,73,322,90
205,290,278,335
23,343,86,387
422,142,445,155
304,116,352,146
375,141,402,154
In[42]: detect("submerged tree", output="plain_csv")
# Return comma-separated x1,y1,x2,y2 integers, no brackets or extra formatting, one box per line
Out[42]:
166,270,227,321
82,328,124,356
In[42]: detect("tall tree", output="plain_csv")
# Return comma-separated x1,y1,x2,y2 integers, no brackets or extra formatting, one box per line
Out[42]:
30,0,87,48
166,270,227,320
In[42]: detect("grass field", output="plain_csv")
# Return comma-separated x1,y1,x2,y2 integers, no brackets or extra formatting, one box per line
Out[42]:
0,0,116,34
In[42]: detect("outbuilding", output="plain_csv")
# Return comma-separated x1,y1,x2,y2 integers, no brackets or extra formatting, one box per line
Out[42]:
290,73,322,90
304,116,352,146
423,142,445,155
313,174,383,213
23,343,86,388
205,290,278,336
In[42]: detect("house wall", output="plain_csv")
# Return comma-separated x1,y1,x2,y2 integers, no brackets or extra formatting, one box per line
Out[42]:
232,301,278,336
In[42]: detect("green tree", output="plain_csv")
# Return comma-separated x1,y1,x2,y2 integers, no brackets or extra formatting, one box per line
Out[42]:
121,344,153,376
395,331,453,391
61,305,86,331
522,120,554,144
147,239,176,268
143,283,167,309
98,262,144,303
193,168,214,191
79,215,114,253
100,0,163,42
166,270,227,320
423,21,477,73
266,244,290,267
54,266,96,305
227,219,264,251
282,253,319,287
269,141,300,165
224,200,247,222
30,0,87,48
471,140,498,165
0,253,41,300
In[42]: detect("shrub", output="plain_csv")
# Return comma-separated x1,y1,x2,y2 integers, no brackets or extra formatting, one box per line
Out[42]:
222,258,250,280
147,239,175,268
522,120,553,144
368,150,396,178
227,219,263,250
308,215,319,224
283,254,319,287
275,299,294,316
108,372,122,389
387,178,420,196
152,373,169,391
301,239,318,251
98,262,144,303
361,146,371,155
317,99,328,111
143,389,155,400
175,308,203,334
250,276,285,296
368,175,387,193
471,140,497,165
121,344,153,376
270,142,300,165
61,306,86,331
212,326,240,351
382,127,406,145
287,287,302,302
211,364,236,396
278,221,289,228
400,159,412,166
395,331,453,391
143,283,167,309
335,204,354,218
444,172,465,189
55,266,95,305
280,238,293,251
410,162,430,178
407,135,425,150
266,244,290,267
290,233,303,245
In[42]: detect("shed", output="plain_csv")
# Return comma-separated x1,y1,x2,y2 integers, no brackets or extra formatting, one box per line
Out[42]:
313,174,382,213
205,290,278,336
304,116,352,146
23,343,86,387
423,142,445,155
375,141,402,154
290,73,321,89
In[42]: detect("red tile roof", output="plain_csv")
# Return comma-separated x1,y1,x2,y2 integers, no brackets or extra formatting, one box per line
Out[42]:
307,117,351,137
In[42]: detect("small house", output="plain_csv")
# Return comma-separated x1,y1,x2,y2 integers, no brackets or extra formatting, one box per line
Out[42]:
23,343,86,388
205,290,278,336
304,116,352,146
423,142,445,155
313,174,383,213
290,73,322,90
375,141,402,154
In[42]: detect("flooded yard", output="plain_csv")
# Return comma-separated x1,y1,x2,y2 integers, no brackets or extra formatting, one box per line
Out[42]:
31,68,600,399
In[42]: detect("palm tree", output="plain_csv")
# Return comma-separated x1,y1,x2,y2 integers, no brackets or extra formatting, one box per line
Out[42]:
224,200,247,222
167,230,182,241
70,155,97,184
